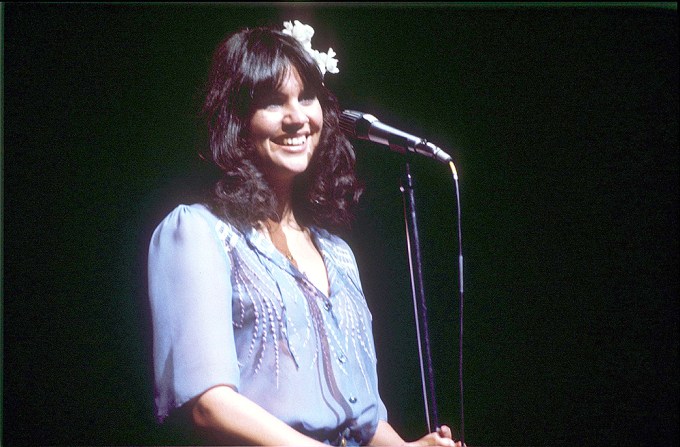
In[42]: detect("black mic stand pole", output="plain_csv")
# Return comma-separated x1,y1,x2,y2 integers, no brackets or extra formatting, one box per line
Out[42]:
398,148,440,434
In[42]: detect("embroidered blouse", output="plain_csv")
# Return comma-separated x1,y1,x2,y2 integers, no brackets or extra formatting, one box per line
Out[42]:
148,204,388,445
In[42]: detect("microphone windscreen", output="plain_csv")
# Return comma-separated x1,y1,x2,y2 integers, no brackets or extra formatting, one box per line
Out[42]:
340,110,377,140
339,110,363,138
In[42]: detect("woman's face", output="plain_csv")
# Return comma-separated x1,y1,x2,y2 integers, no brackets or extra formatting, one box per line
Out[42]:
249,67,323,183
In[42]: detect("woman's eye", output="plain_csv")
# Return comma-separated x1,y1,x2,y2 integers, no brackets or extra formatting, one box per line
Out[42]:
264,99,284,109
299,92,317,105
256,94,284,109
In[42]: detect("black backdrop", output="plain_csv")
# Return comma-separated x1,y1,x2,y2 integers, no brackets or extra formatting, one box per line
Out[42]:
3,3,678,446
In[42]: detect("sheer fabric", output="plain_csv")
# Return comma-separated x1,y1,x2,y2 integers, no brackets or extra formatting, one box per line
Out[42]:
148,204,387,444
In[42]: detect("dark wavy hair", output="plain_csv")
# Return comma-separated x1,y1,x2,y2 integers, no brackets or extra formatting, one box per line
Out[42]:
200,26,362,233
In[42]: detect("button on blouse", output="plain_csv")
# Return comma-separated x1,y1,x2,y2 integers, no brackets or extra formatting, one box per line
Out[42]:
148,204,388,445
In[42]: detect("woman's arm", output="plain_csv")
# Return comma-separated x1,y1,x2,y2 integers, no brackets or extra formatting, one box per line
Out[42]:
191,385,326,446
369,420,407,445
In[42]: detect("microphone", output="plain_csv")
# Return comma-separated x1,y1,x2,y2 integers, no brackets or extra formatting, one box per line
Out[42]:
339,110,452,164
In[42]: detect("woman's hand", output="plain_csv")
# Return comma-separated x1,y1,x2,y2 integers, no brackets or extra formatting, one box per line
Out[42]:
370,421,464,447
406,425,464,447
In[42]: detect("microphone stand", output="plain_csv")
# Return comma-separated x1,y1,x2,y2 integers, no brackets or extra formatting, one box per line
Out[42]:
398,152,439,434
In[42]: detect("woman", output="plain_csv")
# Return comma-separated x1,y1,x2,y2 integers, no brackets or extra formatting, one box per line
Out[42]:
148,22,460,446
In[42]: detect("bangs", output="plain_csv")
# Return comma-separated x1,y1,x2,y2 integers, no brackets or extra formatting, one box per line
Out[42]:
243,31,324,111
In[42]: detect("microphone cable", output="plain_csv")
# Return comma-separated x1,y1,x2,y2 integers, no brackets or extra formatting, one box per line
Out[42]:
448,160,465,445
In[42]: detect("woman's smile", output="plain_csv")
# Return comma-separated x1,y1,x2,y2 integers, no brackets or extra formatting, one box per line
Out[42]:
271,134,310,151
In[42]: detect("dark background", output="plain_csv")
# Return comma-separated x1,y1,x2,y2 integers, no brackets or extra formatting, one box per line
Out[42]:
3,3,678,446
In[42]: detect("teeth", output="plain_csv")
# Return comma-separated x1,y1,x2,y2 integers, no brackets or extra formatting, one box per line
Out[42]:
281,136,306,146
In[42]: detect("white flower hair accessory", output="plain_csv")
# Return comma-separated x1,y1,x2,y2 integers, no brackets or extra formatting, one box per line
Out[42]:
282,20,339,77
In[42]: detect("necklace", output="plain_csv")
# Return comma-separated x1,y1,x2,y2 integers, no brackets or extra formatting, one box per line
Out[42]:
264,219,299,269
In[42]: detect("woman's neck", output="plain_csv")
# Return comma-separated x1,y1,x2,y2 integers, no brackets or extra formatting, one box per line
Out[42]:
269,177,300,229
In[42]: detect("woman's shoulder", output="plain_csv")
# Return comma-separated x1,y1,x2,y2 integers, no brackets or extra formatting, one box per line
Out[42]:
152,203,235,242
154,203,229,231
160,203,251,249
160,202,215,222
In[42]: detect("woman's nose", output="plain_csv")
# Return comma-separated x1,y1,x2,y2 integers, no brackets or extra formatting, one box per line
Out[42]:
282,102,309,129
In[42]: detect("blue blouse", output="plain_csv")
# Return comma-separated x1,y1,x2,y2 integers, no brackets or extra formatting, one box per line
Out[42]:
148,204,388,445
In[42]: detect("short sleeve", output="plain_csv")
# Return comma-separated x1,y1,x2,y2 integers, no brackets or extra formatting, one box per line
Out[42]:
148,204,240,422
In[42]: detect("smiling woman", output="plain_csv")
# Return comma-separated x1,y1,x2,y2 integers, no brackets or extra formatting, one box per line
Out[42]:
199,25,358,235
249,67,323,182
146,22,461,446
